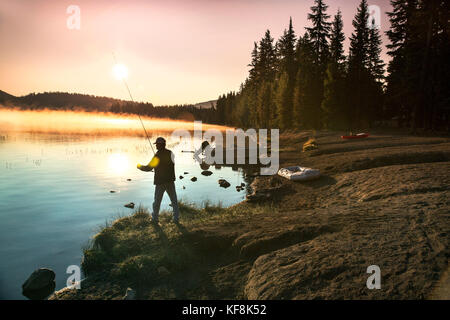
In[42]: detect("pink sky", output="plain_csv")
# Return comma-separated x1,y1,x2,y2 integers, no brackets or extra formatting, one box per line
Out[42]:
0,0,392,105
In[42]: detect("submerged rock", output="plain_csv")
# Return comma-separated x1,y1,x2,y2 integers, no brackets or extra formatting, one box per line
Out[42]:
201,170,213,176
22,268,56,300
191,177,197,182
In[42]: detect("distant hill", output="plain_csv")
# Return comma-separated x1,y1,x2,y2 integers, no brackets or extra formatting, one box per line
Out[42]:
0,90,20,104
0,90,217,111
0,90,134,112
0,90,221,124
193,100,217,109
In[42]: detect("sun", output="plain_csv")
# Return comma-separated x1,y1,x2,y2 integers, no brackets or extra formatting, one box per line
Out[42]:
113,64,128,80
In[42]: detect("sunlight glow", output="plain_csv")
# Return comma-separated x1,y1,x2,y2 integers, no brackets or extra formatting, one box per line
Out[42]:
113,64,128,80
108,153,129,175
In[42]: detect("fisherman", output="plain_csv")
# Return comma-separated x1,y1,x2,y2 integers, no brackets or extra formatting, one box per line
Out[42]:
138,137,179,224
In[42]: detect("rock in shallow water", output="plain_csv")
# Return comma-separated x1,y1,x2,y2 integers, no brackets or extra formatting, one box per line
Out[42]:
22,268,56,300
124,202,135,209
218,179,231,188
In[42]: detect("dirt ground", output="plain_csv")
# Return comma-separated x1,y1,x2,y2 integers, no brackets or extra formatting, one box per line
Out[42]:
52,130,450,300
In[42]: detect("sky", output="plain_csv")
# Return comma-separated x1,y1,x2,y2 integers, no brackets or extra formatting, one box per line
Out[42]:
0,0,392,105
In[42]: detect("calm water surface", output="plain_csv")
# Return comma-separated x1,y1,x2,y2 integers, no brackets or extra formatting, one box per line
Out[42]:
0,131,250,299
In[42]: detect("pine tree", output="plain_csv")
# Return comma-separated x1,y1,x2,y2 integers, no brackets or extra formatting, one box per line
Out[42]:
215,95,226,123
385,0,417,127
276,17,297,77
321,9,347,129
347,0,372,129
330,9,346,65
248,42,259,82
305,0,332,66
257,30,277,82
293,34,320,128
234,82,252,128
384,0,450,130
300,0,332,129
348,0,370,70
275,72,291,129
413,0,450,131
274,18,298,130
322,62,343,129
368,19,385,83
245,42,263,128
257,82,275,128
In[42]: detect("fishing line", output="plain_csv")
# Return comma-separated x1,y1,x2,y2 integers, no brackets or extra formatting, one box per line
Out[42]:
112,52,155,155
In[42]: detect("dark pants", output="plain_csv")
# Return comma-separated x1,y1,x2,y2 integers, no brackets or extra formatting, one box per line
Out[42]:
152,182,179,222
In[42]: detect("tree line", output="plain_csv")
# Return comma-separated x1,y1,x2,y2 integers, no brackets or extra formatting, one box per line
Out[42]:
215,0,449,132
110,101,217,123
1,91,218,123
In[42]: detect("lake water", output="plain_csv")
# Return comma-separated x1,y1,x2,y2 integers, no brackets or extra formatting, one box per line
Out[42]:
0,130,251,299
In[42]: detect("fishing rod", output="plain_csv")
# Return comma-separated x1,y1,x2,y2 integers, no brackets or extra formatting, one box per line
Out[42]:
112,52,156,156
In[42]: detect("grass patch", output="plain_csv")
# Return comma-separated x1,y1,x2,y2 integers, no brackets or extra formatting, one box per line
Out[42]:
80,200,272,297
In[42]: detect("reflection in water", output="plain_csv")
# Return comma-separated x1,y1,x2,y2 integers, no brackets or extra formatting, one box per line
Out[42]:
107,153,130,176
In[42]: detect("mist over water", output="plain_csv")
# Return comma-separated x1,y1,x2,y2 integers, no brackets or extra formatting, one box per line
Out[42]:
0,108,228,136
0,109,249,299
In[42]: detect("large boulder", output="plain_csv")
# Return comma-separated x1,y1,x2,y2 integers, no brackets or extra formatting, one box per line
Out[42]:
22,268,56,300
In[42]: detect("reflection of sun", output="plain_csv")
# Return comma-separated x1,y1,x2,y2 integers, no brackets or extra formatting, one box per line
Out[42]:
108,153,129,175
